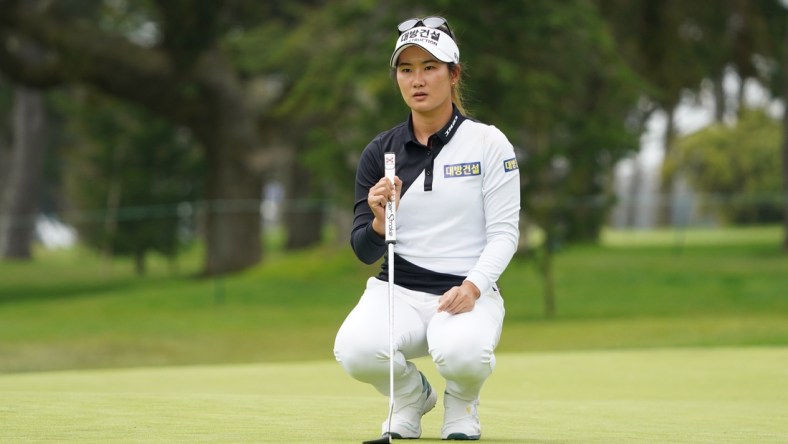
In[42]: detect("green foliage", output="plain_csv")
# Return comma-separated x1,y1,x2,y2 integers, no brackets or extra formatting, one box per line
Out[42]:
225,1,407,209
3,0,787,273
670,108,783,224
389,1,642,243
761,4,788,98
597,0,712,108
54,90,204,272
244,0,644,242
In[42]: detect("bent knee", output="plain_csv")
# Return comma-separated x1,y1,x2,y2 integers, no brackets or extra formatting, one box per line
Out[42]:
430,343,495,381
334,336,389,382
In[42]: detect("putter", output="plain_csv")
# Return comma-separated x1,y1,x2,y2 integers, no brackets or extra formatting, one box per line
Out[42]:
363,153,397,444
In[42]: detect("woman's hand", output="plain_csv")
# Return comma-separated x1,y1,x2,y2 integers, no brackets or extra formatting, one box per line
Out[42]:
437,280,481,315
368,175,402,237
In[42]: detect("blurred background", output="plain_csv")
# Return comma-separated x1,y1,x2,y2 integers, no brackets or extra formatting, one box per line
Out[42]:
0,0,787,373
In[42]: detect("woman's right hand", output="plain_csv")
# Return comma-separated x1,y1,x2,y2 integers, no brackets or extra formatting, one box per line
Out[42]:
368,175,402,237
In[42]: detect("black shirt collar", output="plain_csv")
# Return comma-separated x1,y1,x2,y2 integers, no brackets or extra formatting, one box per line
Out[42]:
406,105,466,146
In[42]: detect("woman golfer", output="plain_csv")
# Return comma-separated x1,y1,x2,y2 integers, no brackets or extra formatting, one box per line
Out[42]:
334,16,520,441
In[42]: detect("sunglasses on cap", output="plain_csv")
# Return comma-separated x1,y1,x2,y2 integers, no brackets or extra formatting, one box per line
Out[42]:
397,16,454,38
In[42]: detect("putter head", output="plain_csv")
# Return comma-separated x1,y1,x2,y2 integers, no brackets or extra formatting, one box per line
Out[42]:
362,434,392,444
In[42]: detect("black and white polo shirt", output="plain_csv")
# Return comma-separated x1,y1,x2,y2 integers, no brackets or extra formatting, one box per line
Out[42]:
351,107,520,296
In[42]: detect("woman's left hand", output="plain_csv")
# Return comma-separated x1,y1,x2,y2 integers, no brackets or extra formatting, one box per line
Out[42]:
437,280,481,315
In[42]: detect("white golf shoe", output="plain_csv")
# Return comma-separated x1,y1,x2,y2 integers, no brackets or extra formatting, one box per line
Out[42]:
381,372,437,439
441,392,481,440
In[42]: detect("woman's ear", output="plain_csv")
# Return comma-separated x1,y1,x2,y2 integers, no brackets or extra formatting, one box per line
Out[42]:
450,64,462,84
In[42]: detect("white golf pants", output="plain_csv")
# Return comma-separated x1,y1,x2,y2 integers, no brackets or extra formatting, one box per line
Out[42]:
334,277,505,406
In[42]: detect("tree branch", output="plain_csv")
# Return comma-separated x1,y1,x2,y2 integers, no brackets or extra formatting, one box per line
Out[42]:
0,2,203,124
0,32,64,88
154,0,223,67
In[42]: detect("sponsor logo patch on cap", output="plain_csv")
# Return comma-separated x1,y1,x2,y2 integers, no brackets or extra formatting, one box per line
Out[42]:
390,27,460,68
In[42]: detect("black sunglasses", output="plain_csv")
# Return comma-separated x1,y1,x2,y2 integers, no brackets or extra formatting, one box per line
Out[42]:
397,16,454,38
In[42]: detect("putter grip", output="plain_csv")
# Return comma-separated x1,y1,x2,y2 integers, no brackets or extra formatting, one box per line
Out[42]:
384,153,396,243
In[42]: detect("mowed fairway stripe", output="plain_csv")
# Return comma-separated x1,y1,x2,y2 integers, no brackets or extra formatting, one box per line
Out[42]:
0,347,786,443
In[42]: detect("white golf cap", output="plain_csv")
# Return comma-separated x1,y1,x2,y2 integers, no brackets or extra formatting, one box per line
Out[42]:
390,27,460,68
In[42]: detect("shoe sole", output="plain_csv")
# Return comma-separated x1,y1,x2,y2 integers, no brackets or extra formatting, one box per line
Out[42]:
443,432,481,440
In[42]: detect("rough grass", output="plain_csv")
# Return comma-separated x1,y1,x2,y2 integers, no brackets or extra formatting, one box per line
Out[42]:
0,226,786,372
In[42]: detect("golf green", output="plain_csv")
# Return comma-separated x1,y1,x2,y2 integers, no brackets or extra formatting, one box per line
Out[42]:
1,347,785,443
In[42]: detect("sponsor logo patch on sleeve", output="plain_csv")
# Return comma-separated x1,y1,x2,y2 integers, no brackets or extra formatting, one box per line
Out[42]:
503,158,519,173
444,162,481,178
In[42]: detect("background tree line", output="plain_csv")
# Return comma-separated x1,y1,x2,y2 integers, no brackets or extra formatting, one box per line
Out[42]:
1,0,787,292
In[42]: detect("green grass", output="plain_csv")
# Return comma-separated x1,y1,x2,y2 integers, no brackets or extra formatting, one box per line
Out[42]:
0,348,786,443
1,226,787,372
0,226,787,442
600,224,784,247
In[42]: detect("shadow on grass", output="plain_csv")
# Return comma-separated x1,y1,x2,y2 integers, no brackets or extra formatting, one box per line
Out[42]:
0,276,173,305
419,440,573,443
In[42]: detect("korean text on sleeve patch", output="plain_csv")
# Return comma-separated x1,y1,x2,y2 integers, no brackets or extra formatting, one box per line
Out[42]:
503,158,519,173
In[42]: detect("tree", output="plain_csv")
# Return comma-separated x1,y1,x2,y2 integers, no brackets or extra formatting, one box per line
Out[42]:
599,0,785,228
597,0,712,225
452,1,641,316
278,0,644,317
757,4,788,251
227,1,400,249
0,77,12,223
0,0,265,275
0,85,46,259
297,0,639,316
781,14,788,251
668,109,783,224
743,1,788,250
57,91,203,274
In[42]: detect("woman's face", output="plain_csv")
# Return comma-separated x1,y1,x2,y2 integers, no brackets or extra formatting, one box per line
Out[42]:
395,45,456,117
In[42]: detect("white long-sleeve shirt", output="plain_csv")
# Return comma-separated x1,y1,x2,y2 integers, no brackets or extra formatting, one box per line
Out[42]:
351,107,520,296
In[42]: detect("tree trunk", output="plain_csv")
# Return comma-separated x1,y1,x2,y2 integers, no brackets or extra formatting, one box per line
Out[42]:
782,19,788,252
201,158,262,275
659,106,677,226
541,237,556,318
284,151,324,250
564,163,607,242
134,250,146,275
0,115,8,194
102,147,123,261
0,86,46,260
736,73,747,118
712,72,726,123
625,158,642,227
198,96,263,276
